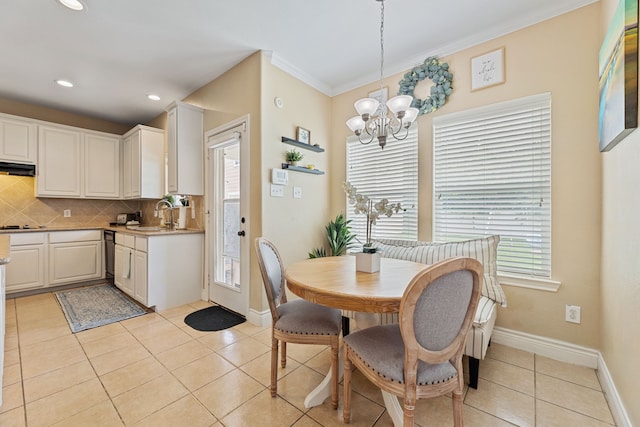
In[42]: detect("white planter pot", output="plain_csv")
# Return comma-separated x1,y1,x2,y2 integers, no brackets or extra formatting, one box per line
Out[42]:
355,252,381,273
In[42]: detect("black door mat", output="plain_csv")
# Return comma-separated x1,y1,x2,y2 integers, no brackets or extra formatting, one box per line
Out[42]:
184,305,246,331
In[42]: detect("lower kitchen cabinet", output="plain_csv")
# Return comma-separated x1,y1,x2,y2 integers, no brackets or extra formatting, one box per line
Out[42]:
115,231,203,311
5,233,46,292
5,230,103,293
49,230,102,285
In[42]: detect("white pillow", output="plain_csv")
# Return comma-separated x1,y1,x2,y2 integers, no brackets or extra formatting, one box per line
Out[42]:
372,236,506,307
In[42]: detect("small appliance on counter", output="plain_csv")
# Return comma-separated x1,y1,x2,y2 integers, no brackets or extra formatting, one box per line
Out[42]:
110,213,140,226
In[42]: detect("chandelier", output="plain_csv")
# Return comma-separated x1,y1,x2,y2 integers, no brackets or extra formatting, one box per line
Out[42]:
346,0,418,149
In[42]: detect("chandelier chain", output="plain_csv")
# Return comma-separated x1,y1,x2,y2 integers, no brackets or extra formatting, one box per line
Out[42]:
379,0,385,94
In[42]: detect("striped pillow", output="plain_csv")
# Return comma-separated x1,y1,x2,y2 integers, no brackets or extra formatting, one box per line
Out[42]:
372,236,506,307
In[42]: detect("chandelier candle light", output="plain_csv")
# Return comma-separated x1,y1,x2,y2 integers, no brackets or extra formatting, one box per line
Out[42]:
346,0,419,149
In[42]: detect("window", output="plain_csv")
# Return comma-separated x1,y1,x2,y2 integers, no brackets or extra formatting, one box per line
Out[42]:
432,93,551,278
346,126,418,245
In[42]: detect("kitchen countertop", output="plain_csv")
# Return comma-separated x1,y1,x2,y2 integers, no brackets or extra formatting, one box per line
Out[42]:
0,226,204,237
0,235,10,265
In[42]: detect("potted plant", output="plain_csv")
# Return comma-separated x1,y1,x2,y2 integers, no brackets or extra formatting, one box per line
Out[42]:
285,148,304,166
308,213,356,258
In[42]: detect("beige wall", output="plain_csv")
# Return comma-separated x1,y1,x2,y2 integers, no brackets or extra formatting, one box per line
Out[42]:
0,97,130,135
259,58,332,265
600,0,640,424
331,3,603,348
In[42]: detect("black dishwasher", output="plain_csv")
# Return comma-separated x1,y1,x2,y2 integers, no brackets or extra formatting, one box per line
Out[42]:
104,230,115,282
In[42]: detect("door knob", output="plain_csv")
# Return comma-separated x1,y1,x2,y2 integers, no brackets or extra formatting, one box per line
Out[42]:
237,230,245,236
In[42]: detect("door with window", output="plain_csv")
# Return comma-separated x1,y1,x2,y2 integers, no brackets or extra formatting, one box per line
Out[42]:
205,120,249,316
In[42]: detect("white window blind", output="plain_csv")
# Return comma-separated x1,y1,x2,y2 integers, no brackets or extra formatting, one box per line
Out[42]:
432,93,551,278
346,126,418,245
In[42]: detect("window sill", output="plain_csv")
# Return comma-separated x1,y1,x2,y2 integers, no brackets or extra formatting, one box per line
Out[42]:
498,273,560,292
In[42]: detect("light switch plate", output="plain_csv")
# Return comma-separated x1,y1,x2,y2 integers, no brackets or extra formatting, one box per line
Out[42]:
270,184,284,197
293,186,302,199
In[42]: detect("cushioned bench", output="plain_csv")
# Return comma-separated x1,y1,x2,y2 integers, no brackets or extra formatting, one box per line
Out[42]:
344,236,506,389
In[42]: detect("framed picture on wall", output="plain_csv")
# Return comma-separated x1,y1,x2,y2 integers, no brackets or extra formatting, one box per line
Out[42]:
297,126,310,144
471,47,505,91
598,0,638,152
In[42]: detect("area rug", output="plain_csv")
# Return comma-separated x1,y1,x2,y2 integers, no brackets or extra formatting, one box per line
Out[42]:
184,306,246,331
55,284,147,333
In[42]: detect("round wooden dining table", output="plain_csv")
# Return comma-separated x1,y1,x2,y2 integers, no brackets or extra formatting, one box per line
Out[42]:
285,255,429,313
284,255,430,425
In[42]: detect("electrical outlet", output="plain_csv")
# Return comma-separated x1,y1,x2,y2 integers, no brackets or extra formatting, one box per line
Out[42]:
565,304,581,324
270,184,284,197
63,209,71,217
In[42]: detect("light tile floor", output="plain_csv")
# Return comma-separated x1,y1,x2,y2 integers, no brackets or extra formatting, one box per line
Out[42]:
1,291,616,426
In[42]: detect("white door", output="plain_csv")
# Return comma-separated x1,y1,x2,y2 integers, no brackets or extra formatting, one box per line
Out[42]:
206,119,249,316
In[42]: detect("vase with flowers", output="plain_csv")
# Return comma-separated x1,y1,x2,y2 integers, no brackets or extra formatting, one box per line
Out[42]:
343,181,406,272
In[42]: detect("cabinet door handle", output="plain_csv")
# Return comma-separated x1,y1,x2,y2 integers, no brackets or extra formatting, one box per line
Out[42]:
237,230,245,237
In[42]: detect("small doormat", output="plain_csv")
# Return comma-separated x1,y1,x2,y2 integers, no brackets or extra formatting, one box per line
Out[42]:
184,306,246,331
55,284,147,333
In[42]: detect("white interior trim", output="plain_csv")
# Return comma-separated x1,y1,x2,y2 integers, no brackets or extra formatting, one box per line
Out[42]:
247,308,271,327
498,274,561,292
597,354,633,427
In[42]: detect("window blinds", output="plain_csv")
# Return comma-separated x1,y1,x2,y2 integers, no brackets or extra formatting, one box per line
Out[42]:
346,126,418,245
433,93,551,278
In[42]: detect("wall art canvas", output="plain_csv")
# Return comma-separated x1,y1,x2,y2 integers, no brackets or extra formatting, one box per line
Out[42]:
599,0,638,152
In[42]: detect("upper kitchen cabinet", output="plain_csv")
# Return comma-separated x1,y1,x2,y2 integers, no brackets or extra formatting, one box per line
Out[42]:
37,124,122,198
0,113,37,164
84,132,121,199
165,101,204,195
122,125,164,199
37,125,83,197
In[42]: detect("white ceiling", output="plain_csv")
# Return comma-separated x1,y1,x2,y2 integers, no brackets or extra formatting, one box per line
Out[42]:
0,0,596,126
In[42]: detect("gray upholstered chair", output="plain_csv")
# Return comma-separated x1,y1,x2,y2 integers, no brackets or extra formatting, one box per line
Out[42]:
343,257,483,426
254,237,342,409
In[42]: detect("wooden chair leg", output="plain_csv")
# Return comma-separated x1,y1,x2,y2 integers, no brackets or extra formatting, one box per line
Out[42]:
270,336,278,397
331,342,339,409
468,356,480,389
343,348,352,423
403,398,416,426
452,390,464,427
281,341,287,368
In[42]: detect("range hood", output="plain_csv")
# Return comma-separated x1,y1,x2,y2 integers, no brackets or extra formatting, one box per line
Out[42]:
0,162,36,176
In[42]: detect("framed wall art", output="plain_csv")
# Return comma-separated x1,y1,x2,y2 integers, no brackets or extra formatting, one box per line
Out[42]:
296,126,310,144
471,47,505,91
598,0,639,152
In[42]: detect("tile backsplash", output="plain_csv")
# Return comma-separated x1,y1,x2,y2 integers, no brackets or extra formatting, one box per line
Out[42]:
0,176,204,230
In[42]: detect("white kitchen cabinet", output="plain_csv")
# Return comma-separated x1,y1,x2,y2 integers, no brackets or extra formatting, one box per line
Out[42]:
114,243,134,296
5,232,46,292
165,101,204,195
37,124,122,199
37,125,83,197
84,132,121,199
48,230,102,285
0,113,37,164
122,125,164,199
134,239,148,304
114,231,203,310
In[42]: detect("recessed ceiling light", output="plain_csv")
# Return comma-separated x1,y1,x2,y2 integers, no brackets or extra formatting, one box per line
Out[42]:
57,0,85,11
55,79,74,88
147,94,161,101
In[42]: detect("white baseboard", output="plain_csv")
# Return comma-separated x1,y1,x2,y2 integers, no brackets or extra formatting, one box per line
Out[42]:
492,327,631,427
492,326,599,368
247,308,270,327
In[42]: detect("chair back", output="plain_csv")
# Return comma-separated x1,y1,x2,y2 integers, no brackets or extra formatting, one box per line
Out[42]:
400,257,482,366
255,237,288,321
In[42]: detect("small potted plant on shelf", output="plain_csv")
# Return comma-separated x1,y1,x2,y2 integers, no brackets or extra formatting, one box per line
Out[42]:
285,148,304,166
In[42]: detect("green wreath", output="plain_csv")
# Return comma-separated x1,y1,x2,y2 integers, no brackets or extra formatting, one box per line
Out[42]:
398,57,453,115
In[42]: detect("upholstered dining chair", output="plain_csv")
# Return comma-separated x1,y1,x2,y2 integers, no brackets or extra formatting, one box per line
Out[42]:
343,257,483,426
254,237,342,409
